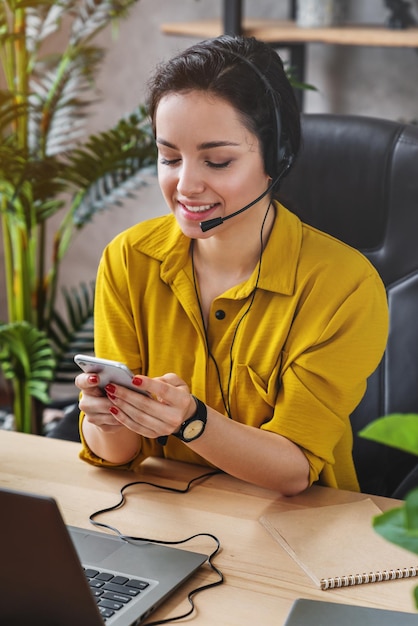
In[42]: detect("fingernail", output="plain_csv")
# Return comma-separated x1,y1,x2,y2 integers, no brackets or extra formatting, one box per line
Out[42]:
132,376,142,386
109,406,119,416
105,384,116,394
88,374,99,384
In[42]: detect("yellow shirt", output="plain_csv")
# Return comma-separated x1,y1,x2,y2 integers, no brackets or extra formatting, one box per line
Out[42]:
79,203,388,491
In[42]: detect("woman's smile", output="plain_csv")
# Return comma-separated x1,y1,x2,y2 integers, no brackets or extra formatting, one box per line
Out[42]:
177,200,220,221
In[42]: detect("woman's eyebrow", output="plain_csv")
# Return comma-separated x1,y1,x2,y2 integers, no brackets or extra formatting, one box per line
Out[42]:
197,140,240,150
156,138,240,150
156,138,176,148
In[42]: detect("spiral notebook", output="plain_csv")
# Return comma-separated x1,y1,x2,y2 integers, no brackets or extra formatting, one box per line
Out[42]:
260,498,418,590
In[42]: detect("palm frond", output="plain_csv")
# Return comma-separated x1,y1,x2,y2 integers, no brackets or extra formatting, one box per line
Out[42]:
70,0,139,45
26,157,67,209
68,106,157,225
0,3,6,31
0,147,35,226
0,321,55,433
0,320,56,430
0,91,28,136
0,145,67,222
25,1,75,55
0,143,26,180
49,281,95,383
29,46,104,156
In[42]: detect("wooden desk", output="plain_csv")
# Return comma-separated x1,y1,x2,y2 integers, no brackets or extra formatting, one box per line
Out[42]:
0,430,416,624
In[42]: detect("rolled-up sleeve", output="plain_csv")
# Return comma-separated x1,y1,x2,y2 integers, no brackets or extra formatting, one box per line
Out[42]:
263,270,388,489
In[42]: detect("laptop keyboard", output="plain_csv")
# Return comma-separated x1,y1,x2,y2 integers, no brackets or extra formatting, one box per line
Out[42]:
84,567,150,621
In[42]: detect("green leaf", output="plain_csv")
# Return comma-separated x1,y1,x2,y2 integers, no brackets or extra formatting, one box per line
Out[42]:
284,62,317,93
30,46,105,156
70,0,140,46
414,585,418,609
359,414,418,456
67,106,157,226
0,92,28,134
373,490,418,555
405,489,418,530
0,321,56,429
49,281,95,383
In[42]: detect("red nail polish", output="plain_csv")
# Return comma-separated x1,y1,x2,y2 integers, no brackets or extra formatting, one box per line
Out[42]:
109,406,119,416
105,384,116,394
132,376,142,386
88,375,99,384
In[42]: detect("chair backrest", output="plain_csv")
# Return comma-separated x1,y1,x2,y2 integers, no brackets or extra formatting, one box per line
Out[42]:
279,114,418,497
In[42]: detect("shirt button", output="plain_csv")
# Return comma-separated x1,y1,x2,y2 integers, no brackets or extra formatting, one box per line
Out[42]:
215,309,226,320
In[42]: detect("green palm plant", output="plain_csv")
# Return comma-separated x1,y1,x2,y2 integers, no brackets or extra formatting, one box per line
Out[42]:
0,0,157,433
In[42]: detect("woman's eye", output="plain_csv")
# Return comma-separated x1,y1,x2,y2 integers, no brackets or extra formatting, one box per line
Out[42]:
160,157,180,166
159,157,231,169
207,160,231,169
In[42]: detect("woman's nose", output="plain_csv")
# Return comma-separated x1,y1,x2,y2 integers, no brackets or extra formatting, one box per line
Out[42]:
176,162,205,196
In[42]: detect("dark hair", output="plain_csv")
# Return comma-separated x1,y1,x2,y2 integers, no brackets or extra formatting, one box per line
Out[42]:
146,35,301,187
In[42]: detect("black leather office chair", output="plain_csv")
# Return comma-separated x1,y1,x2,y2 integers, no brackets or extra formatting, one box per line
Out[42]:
279,113,418,498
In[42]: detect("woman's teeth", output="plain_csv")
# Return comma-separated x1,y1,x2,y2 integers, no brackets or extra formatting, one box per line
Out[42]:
183,203,216,213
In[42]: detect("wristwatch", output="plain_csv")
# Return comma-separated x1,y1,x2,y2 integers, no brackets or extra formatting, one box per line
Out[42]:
173,396,207,442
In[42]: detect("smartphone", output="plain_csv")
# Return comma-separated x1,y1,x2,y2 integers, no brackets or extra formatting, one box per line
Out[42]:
74,354,150,396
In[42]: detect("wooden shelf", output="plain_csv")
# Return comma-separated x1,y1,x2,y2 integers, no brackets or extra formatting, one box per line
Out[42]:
161,18,418,48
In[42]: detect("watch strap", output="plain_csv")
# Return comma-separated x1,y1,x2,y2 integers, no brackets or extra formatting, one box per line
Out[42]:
173,395,207,442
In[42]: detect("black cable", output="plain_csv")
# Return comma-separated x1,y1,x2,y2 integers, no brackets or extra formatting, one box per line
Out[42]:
135,529,223,626
192,201,272,419
224,202,271,414
88,469,224,625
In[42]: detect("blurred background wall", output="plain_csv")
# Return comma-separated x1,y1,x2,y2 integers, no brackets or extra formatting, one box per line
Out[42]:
2,0,418,321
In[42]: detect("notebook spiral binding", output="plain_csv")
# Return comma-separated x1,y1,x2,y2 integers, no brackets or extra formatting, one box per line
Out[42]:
321,566,418,590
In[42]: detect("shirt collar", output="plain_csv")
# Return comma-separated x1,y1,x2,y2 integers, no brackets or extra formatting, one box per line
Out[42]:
132,214,191,285
134,203,302,296
225,202,303,298
256,202,302,296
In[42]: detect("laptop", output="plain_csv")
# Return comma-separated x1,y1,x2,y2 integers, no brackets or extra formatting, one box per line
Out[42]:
0,486,207,625
284,598,418,625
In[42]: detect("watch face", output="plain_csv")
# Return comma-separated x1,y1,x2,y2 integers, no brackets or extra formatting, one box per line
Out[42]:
183,419,205,441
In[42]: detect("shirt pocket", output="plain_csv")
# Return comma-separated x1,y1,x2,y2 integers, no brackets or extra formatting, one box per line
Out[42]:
230,353,285,427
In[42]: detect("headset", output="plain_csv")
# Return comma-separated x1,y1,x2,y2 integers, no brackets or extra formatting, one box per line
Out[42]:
200,43,295,232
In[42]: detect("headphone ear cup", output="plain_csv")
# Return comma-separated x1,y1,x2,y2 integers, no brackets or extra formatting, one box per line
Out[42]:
269,135,294,182
278,140,294,178
264,136,278,179
269,95,294,182
265,135,293,181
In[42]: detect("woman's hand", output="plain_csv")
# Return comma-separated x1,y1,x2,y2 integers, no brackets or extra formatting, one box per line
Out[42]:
75,373,124,433
76,372,144,464
99,372,196,439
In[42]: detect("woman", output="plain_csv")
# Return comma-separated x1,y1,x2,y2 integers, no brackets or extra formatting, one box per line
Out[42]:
76,35,388,495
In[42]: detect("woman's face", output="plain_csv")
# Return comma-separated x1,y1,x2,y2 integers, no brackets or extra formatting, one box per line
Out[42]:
155,90,271,239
